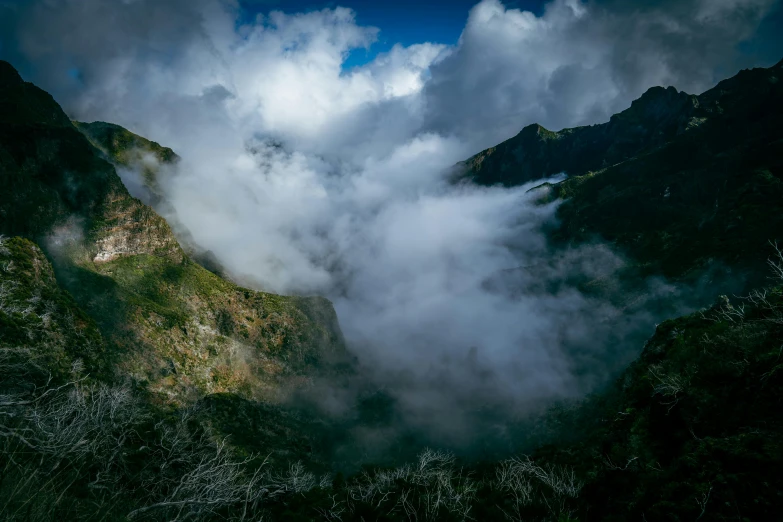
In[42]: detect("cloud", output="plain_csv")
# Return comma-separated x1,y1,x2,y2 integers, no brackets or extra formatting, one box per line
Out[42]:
3,0,778,151
0,0,778,447
422,0,780,148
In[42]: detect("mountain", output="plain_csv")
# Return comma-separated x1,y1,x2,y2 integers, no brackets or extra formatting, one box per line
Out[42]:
458,59,783,282
73,120,177,205
0,60,345,407
458,85,701,187
538,279,783,521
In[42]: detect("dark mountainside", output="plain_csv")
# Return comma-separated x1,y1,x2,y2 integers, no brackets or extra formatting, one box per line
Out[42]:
459,58,783,284
458,85,702,188
1,58,782,521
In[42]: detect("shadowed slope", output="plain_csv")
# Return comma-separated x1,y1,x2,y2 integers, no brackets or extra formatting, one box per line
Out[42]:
459,59,783,282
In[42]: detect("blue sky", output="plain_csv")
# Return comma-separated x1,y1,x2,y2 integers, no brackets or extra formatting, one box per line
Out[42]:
240,0,548,68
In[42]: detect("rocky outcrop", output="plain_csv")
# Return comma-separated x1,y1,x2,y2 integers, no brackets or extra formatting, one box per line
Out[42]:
91,192,183,262
75,120,221,270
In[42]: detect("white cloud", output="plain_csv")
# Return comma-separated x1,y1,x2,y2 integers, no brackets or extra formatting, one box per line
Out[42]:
422,0,778,149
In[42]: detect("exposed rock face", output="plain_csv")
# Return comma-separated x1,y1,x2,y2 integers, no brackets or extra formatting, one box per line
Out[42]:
91,193,183,262
0,60,183,264
75,120,225,271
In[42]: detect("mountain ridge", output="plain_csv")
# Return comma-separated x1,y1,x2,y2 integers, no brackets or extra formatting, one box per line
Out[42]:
459,58,783,282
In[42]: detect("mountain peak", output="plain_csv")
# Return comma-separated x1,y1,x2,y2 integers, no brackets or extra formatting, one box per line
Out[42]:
0,60,24,88
459,82,700,187
517,122,557,140
634,85,680,106
0,60,73,127
614,84,695,125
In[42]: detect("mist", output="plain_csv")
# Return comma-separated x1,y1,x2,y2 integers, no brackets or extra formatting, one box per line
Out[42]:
1,0,778,453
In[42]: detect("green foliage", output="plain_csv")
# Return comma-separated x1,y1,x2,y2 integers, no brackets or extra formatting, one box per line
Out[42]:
74,120,178,168
74,120,178,199
0,61,345,409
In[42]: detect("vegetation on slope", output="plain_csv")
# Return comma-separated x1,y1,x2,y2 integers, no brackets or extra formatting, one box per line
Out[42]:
2,52,783,521
460,59,783,282
74,120,177,205
4,245,780,521
76,251,346,404
74,121,178,167
0,60,347,409
0,235,104,382
0,60,182,263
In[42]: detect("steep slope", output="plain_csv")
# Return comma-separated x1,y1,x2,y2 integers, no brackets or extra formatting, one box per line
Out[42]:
74,120,177,205
521,261,783,521
74,119,230,274
78,253,345,403
74,120,178,168
460,59,783,282
0,60,346,406
0,62,181,263
0,235,105,383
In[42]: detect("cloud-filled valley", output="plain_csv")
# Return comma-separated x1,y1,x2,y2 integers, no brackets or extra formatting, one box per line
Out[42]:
1,0,780,449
